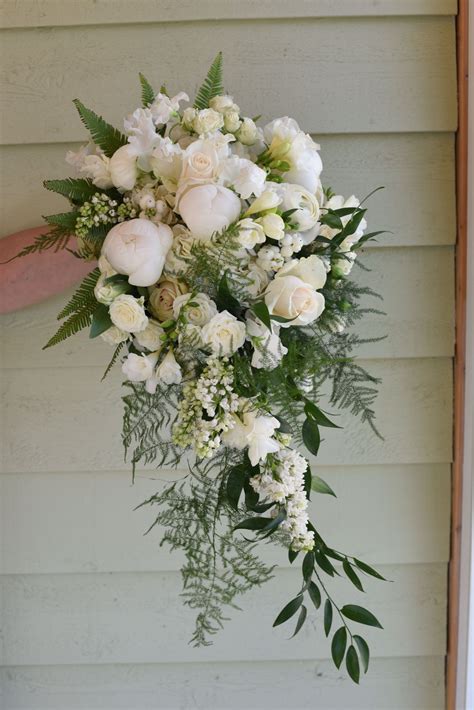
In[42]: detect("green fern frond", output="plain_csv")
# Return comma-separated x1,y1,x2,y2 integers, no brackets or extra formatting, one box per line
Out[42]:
44,178,101,204
57,267,100,319
139,72,155,107
73,99,127,157
43,211,79,231
194,52,224,110
43,308,94,349
2,228,71,262
43,268,100,349
101,341,125,381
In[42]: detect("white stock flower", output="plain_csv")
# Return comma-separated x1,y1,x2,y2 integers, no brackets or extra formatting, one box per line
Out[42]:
109,144,138,191
193,108,224,135
100,325,129,345
178,184,241,241
209,95,240,114
236,117,258,145
276,255,327,290
173,292,218,327
224,411,281,466
278,183,320,232
109,294,149,333
122,352,159,382
149,92,189,125
156,350,182,385
246,312,288,370
236,218,266,250
265,275,325,327
79,154,113,189
102,218,173,286
134,320,165,351
94,275,128,305
201,310,246,356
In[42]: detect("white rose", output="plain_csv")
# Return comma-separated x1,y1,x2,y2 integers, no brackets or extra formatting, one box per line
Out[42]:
180,139,219,183
278,183,320,232
242,261,270,298
223,109,241,133
246,313,288,370
102,218,173,286
209,95,240,114
109,144,138,191
178,184,241,241
156,350,182,385
94,275,129,305
134,320,165,351
244,189,281,217
109,294,149,333
259,213,285,240
201,310,246,355
193,108,224,135
276,255,327,290
122,352,159,382
100,325,129,345
173,292,218,326
236,117,258,145
149,278,188,321
79,154,113,189
332,252,357,277
264,275,325,327
223,411,281,466
182,107,197,131
236,218,266,250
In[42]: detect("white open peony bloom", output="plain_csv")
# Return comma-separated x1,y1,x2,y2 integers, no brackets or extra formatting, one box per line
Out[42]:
102,218,173,286
134,320,165,351
173,292,218,327
156,350,182,385
178,184,241,241
109,144,138,191
109,294,149,333
265,275,325,327
122,352,159,382
201,310,246,356
223,411,281,466
276,255,327,290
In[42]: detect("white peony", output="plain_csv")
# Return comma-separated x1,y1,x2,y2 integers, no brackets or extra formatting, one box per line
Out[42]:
193,108,224,135
276,255,327,290
236,218,266,250
156,350,182,385
134,320,165,351
109,294,149,333
265,275,325,327
223,411,281,466
246,312,288,370
102,218,173,286
173,292,218,326
149,92,189,125
94,275,129,305
100,325,129,345
109,144,138,191
201,310,246,355
178,184,241,241
278,183,320,233
122,352,159,382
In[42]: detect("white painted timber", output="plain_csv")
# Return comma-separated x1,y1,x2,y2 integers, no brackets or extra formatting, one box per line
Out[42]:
0,17,457,144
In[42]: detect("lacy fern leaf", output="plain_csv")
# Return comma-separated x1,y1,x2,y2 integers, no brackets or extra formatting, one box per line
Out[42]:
139,72,155,107
73,99,127,157
44,178,103,204
194,52,224,110
43,268,100,349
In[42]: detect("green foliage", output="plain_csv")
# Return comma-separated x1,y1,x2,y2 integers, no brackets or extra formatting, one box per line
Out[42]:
139,72,155,107
194,52,224,110
43,268,100,349
73,99,127,157
101,342,125,381
44,178,107,204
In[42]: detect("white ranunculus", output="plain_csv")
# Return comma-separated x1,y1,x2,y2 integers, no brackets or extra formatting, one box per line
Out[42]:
265,275,325,327
180,139,219,184
149,92,189,125
173,292,218,327
244,189,281,217
100,325,129,345
276,255,327,290
236,218,266,250
94,275,129,305
156,350,182,385
246,312,288,370
109,294,149,333
278,183,320,232
193,108,224,135
178,184,241,241
134,320,165,351
223,411,281,466
209,95,240,114
79,154,113,189
109,144,138,191
150,137,183,190
122,352,159,382
259,213,285,240
102,218,173,286
201,310,246,355
236,117,258,145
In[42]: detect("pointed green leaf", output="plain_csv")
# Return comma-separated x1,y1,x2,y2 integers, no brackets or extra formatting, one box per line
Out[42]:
251,301,272,330
288,548,299,564
302,418,320,456
73,99,127,157
354,559,387,581
291,605,307,638
343,560,364,592
324,599,333,637
353,635,370,673
226,464,248,509
216,272,240,314
308,580,321,609
311,475,336,497
340,605,383,629
233,516,272,532
315,549,337,577
302,551,314,582
273,594,304,627
346,645,360,684
304,401,341,428
331,626,347,669
89,303,112,339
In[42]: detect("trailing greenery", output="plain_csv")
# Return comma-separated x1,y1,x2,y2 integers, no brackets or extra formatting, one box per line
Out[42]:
73,99,127,157
43,268,100,349
193,51,224,110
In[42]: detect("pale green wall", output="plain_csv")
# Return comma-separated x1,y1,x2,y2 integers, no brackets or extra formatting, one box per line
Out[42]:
0,1,456,707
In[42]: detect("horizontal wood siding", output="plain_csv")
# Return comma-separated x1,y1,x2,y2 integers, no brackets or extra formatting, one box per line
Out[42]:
0,3,456,708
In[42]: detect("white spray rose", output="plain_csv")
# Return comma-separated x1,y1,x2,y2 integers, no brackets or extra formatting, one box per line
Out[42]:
201,310,246,355
178,184,241,241
224,109,241,133
223,411,281,466
276,255,327,290
173,292,218,326
209,95,240,114
236,218,266,249
109,294,149,333
193,108,224,135
102,218,173,286
156,350,182,385
94,275,129,305
149,278,188,321
134,320,165,351
278,183,320,232
259,213,285,240
109,144,138,191
149,92,189,125
180,139,219,184
246,312,288,370
122,352,159,382
236,117,258,145
242,261,270,298
100,325,129,345
265,275,325,327
164,226,195,274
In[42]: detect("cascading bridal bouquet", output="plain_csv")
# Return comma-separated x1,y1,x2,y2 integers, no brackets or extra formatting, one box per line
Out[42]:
17,54,388,682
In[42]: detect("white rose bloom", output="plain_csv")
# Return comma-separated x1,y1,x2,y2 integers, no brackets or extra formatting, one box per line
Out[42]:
156,350,182,385
201,310,246,356
332,252,357,277
242,261,270,298
100,325,129,345
109,294,149,333
276,255,327,290
102,218,173,286
265,275,325,327
236,218,266,250
278,183,320,232
94,275,128,305
223,109,241,133
149,91,189,125
79,154,113,189
193,108,224,135
236,117,258,145
110,144,138,191
173,292,218,326
122,352,159,382
178,184,241,241
209,95,240,114
134,320,165,351
259,213,285,240
150,137,183,190
246,312,288,370
244,189,281,217
223,411,281,466
179,139,219,184
182,107,197,130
